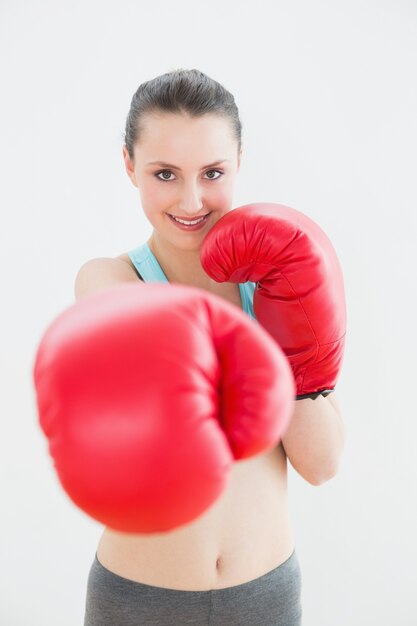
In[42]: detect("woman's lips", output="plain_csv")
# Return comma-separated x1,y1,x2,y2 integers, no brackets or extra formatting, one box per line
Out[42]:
167,212,211,231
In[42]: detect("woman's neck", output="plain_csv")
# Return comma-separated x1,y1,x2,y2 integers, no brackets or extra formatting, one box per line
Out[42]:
147,233,217,289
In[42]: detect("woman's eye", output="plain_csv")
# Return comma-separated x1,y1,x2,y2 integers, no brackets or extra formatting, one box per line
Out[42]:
205,169,223,180
155,169,223,182
156,170,175,181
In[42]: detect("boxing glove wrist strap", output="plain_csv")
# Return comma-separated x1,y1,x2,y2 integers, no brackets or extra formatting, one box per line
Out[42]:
296,388,335,401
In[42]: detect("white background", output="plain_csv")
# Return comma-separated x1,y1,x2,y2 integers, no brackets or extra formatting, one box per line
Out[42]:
1,1,416,624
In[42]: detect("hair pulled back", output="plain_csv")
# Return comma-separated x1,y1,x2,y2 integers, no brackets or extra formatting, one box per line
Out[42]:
124,68,242,161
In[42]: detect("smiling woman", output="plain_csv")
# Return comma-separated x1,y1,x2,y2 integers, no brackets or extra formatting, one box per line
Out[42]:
76,68,311,626
75,68,307,626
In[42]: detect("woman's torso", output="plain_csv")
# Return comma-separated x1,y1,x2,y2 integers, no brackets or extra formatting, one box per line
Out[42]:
96,243,295,591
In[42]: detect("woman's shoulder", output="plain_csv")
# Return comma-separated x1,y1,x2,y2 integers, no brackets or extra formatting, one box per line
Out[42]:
74,255,142,300
115,252,134,267
115,253,143,280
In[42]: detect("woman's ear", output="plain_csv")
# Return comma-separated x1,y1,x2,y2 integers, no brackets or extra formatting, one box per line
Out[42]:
237,148,243,172
122,145,139,188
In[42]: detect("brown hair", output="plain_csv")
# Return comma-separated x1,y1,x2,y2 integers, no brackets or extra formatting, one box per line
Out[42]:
124,68,242,161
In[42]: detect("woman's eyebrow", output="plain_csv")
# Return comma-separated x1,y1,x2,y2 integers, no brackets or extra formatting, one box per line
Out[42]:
146,159,231,170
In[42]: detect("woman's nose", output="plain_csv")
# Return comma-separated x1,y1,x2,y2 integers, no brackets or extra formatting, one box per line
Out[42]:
177,182,204,215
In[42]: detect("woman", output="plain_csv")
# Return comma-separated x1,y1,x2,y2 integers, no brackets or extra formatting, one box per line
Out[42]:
78,68,346,625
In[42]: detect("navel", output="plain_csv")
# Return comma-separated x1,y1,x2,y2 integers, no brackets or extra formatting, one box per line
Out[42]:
215,555,224,572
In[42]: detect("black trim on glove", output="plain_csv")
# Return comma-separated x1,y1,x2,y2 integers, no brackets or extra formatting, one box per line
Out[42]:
296,389,335,401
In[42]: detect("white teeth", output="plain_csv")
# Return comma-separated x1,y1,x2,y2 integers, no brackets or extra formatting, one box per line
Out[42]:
170,215,206,225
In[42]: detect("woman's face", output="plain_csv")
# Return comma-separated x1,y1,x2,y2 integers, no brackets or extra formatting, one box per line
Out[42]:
123,112,242,250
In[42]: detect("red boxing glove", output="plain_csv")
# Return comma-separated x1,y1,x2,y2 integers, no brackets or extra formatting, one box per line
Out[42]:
33,282,294,533
201,202,347,400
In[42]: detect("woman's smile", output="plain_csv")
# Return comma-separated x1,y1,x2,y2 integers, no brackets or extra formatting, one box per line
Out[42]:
167,212,212,231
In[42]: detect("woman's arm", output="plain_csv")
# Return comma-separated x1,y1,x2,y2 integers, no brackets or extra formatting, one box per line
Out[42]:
281,391,346,486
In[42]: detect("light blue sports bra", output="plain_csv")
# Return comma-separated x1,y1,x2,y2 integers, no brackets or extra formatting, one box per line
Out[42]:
127,242,258,322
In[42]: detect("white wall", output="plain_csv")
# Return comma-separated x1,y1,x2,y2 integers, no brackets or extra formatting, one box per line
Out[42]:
1,0,416,624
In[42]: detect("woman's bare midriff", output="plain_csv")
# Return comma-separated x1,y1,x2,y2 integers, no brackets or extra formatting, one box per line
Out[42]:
96,256,295,591
97,446,294,591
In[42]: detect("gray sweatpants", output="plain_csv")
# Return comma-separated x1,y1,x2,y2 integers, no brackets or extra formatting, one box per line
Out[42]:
84,548,302,625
